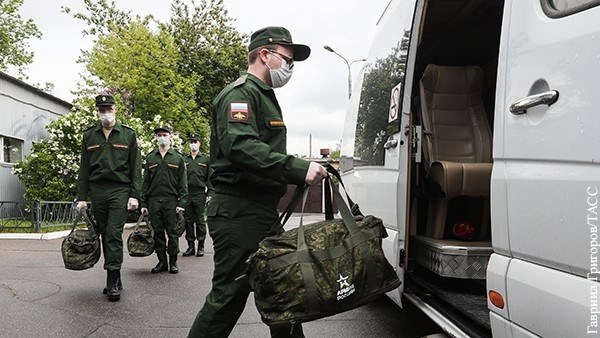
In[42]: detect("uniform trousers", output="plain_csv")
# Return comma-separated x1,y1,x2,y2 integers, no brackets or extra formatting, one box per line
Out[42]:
89,184,129,271
185,192,207,243
148,197,180,255
187,193,304,338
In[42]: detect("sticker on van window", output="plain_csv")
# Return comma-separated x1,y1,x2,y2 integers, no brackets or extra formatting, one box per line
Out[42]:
389,83,402,123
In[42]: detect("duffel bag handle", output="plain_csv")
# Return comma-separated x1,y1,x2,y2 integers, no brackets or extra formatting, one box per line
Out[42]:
70,209,98,238
134,213,154,237
323,164,362,217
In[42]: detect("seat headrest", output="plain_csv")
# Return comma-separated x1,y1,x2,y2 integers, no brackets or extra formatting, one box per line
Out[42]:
421,64,484,95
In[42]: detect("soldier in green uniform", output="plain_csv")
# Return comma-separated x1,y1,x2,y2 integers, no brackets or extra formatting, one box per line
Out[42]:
76,94,142,302
187,26,328,338
140,126,188,274
182,133,212,257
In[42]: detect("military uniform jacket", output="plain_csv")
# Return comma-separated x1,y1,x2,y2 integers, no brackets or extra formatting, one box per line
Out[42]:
77,121,142,201
210,73,309,204
141,148,188,208
184,152,213,195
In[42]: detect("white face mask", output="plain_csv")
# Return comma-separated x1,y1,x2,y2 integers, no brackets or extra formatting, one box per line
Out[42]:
157,136,171,147
267,52,293,88
190,143,200,152
100,113,115,126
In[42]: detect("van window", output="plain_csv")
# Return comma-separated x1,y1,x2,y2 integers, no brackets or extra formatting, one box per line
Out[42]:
542,0,600,17
352,2,414,167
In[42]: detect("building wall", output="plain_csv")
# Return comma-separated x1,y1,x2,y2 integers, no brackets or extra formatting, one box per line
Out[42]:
0,72,72,202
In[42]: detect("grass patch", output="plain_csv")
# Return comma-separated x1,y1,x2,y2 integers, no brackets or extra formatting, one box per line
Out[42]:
0,221,86,233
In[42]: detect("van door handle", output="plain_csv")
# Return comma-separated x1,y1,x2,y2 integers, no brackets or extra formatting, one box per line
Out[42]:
384,139,398,149
509,90,559,115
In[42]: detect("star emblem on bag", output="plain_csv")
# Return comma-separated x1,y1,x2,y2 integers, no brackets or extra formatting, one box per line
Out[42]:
337,274,350,288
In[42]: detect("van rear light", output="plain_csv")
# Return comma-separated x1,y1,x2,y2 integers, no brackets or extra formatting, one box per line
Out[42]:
489,290,505,309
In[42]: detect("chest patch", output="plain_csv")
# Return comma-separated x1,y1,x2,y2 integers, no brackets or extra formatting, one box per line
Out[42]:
228,102,250,123
113,144,129,150
167,163,180,169
87,144,101,151
268,119,285,128
148,163,159,170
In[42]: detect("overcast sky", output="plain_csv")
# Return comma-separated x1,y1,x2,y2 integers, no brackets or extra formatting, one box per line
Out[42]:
17,0,389,157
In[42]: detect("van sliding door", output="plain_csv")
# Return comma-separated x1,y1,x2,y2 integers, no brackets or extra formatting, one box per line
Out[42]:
340,0,421,306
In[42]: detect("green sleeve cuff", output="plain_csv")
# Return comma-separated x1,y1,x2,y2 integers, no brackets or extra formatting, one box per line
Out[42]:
285,157,310,185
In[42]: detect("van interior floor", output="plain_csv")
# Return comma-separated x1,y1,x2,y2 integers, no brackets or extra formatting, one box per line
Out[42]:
406,267,491,335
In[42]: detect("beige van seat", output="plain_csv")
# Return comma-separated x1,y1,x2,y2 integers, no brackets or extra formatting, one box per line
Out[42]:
419,64,492,239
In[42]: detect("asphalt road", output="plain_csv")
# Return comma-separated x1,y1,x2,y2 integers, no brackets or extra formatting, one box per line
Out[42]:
0,214,445,338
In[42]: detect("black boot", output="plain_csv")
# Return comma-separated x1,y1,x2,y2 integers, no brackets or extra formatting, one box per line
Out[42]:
103,271,123,294
169,254,179,274
182,241,195,256
151,252,168,273
106,270,121,302
196,243,204,257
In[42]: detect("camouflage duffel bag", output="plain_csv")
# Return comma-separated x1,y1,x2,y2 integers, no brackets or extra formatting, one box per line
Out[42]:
127,213,155,257
61,210,101,270
177,210,186,237
246,174,401,328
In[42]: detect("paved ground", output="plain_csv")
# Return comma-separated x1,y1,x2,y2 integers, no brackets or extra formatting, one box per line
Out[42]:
0,214,445,338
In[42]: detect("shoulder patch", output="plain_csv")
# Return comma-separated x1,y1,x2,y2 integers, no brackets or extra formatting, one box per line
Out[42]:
228,102,250,123
268,119,285,128
232,75,248,88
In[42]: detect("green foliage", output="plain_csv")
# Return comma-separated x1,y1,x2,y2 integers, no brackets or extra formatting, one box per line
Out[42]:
166,0,247,128
86,20,204,138
0,0,42,76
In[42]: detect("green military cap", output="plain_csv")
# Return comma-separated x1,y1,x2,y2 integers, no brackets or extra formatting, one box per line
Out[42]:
95,94,115,106
248,26,311,61
188,133,201,142
154,126,172,134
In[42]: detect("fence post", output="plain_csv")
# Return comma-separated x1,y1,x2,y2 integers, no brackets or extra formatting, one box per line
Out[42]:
34,202,42,232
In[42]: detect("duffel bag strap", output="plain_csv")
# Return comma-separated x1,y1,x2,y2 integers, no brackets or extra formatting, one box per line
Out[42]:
297,188,321,315
133,213,144,232
68,211,83,236
133,213,154,236
327,174,380,291
270,184,307,235
324,164,363,217
81,209,98,237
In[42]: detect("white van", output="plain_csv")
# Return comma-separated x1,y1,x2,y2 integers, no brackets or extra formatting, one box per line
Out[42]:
339,0,600,336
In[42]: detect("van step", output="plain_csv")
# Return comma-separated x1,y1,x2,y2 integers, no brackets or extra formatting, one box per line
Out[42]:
408,271,491,332
411,235,492,280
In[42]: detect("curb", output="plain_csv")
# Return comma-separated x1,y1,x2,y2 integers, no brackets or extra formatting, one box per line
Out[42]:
0,222,137,240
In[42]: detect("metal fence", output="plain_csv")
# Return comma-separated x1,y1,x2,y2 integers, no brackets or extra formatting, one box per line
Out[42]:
0,201,30,229
0,201,79,232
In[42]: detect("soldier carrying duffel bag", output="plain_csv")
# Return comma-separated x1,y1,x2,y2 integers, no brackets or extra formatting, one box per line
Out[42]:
246,165,401,330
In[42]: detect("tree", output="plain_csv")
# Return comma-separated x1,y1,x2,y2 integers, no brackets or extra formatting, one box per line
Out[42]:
166,0,247,122
86,20,203,138
0,0,41,76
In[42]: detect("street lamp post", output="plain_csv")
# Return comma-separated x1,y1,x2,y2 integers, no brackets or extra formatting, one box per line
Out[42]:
323,45,366,99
